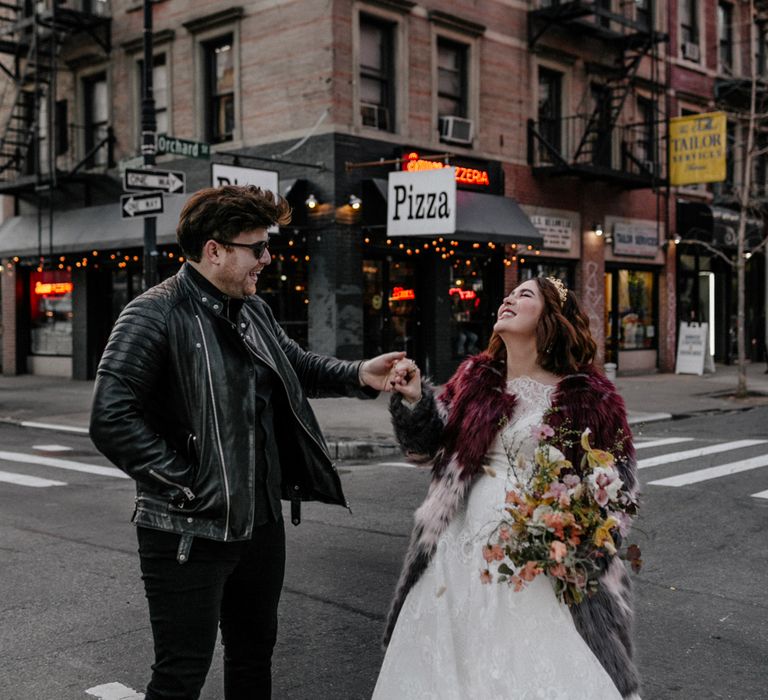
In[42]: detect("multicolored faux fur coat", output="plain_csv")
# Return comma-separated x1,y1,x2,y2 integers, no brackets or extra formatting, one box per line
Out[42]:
384,352,640,698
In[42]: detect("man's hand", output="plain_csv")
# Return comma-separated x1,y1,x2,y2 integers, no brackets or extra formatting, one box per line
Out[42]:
359,351,406,391
389,358,422,404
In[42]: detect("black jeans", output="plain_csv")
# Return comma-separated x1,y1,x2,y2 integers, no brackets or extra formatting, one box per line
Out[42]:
137,518,286,700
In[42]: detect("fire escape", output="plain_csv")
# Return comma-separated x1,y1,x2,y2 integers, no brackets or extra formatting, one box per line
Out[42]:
0,0,111,257
527,0,668,189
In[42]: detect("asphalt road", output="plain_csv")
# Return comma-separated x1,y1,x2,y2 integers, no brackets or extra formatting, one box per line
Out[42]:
1,408,767,699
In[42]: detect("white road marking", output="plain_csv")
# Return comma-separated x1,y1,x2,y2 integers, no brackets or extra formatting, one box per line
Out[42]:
32,444,73,452
378,461,416,469
85,682,144,699
635,437,695,450
638,440,767,469
0,469,66,487
20,420,89,435
647,454,768,487
751,489,768,500
0,451,127,478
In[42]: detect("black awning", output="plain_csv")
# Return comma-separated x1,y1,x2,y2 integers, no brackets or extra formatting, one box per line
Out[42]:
363,178,543,245
677,201,763,248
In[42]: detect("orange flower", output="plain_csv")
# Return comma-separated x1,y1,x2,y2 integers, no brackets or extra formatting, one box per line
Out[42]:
550,563,567,579
482,544,505,563
480,569,493,584
519,561,543,582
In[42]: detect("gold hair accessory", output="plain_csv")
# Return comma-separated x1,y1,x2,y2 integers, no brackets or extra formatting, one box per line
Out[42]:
546,276,568,307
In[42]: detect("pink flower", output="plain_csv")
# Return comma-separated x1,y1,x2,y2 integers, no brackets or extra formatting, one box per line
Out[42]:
482,544,505,563
549,540,568,563
588,467,623,507
550,563,567,579
530,424,555,442
544,481,571,508
562,474,581,488
510,575,524,591
480,569,493,584
519,561,543,582
498,525,511,541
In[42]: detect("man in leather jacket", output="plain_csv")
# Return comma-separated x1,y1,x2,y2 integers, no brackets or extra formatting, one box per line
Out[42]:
90,185,403,700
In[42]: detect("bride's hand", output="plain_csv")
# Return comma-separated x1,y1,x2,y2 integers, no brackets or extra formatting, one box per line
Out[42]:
389,358,422,404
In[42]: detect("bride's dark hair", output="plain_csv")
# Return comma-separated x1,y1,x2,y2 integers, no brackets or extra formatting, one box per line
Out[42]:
486,277,597,375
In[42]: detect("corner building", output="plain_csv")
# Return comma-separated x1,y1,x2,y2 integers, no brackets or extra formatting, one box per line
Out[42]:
0,0,678,382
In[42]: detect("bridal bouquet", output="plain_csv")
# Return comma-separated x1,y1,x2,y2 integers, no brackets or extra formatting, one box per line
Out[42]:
480,422,641,606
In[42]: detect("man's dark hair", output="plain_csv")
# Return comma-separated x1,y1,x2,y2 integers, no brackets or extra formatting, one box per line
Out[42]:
177,185,292,261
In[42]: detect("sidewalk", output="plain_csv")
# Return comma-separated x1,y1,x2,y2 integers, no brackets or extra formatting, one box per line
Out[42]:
1,362,766,459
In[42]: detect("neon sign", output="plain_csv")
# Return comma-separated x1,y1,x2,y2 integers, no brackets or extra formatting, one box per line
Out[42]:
449,287,477,300
34,281,73,296
402,152,491,188
389,286,416,301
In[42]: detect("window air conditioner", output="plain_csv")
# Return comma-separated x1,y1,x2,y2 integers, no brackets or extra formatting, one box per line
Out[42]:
682,42,700,62
439,116,474,145
360,102,390,130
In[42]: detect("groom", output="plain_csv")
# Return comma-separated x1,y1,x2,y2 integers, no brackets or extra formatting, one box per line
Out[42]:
90,185,403,699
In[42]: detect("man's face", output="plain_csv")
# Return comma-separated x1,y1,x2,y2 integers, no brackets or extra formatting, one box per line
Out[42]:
215,228,271,298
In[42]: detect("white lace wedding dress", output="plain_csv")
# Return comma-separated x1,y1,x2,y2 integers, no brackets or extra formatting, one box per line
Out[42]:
372,377,622,700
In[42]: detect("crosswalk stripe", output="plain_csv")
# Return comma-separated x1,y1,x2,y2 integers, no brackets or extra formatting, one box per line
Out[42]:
378,462,416,469
638,439,767,469
20,420,89,435
0,469,66,487
85,682,144,699
751,489,768,500
635,437,695,450
647,454,768,487
0,451,127,478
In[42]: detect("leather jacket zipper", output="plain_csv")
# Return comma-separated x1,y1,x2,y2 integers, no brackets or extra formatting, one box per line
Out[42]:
195,314,232,540
149,468,195,501
241,335,349,510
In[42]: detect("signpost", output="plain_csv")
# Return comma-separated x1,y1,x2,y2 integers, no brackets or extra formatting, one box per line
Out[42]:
123,167,185,194
121,192,164,219
158,134,211,159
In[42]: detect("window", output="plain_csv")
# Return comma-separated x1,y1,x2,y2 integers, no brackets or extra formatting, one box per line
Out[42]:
756,24,767,77
538,68,563,161
359,14,395,131
718,3,733,74
29,270,73,357
755,131,768,198
138,53,169,142
204,36,234,144
437,38,468,119
635,0,652,31
83,72,108,167
680,0,698,46
637,97,656,166
604,269,657,358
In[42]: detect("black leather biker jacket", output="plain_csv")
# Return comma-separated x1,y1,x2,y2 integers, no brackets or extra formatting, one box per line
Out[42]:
90,264,374,541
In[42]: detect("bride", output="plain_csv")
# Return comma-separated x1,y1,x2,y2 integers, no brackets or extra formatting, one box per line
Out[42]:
373,277,641,700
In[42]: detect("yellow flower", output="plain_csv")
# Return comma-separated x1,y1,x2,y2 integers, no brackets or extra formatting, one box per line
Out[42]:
593,517,618,555
580,429,616,470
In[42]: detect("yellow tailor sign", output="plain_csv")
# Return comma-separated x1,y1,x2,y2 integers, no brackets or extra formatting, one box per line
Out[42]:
669,112,726,186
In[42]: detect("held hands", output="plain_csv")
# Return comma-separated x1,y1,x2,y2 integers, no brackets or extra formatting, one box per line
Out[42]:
359,351,407,391
388,357,422,404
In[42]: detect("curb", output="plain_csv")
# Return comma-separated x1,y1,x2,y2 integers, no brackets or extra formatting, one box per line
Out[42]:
627,412,673,426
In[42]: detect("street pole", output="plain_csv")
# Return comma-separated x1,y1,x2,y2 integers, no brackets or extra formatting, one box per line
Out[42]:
141,0,158,291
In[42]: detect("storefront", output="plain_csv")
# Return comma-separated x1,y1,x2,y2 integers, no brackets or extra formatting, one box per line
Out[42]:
357,153,542,380
676,202,766,363
603,216,664,372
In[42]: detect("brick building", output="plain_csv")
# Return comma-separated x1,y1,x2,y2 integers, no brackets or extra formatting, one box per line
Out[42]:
0,0,681,381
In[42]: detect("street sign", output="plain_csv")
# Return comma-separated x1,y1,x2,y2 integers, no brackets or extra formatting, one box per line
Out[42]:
157,134,210,159
121,191,164,219
123,167,186,194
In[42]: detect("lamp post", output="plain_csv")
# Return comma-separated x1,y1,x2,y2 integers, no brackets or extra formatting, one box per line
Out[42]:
141,0,158,291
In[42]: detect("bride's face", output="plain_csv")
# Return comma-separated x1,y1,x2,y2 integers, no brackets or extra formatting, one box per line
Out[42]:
493,280,545,340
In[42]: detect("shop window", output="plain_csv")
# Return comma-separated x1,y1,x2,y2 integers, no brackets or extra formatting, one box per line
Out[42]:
83,72,109,167
538,67,563,162
30,271,73,357
437,38,468,120
359,14,395,132
718,2,733,75
257,253,309,349
137,53,169,145
204,36,235,144
519,262,575,290
617,270,656,350
449,258,488,359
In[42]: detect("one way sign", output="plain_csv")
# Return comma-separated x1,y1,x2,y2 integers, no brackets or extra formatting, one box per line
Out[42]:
123,167,186,194
121,191,164,219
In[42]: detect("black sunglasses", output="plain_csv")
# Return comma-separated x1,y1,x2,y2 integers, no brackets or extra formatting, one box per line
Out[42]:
212,238,269,259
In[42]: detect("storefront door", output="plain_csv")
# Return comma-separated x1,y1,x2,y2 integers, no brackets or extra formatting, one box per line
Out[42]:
363,256,423,364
